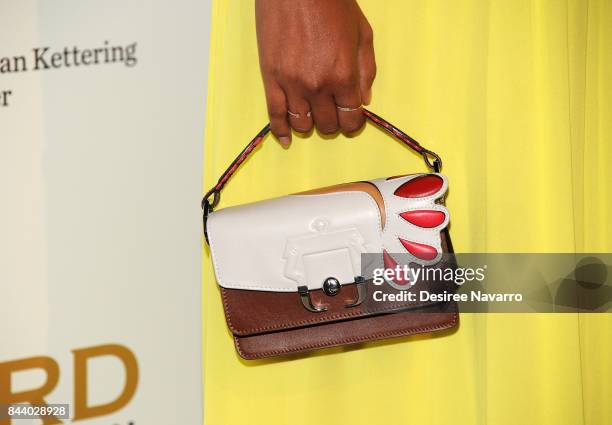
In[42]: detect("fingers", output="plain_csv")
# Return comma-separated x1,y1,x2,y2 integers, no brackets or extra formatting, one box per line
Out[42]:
310,93,340,135
266,78,367,140
334,84,365,135
264,79,292,147
263,36,374,141
286,91,313,134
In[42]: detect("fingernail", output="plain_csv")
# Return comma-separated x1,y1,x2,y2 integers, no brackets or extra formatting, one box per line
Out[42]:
279,136,291,147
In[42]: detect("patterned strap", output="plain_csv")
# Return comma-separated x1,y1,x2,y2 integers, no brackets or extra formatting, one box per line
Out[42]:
202,109,442,242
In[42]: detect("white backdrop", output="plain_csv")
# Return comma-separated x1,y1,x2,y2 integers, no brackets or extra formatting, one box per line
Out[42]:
0,1,209,424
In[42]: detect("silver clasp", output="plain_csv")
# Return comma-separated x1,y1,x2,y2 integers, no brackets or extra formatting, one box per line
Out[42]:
298,285,328,312
344,276,367,308
298,276,368,313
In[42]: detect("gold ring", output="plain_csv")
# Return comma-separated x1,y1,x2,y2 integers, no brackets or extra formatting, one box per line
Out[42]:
336,105,362,112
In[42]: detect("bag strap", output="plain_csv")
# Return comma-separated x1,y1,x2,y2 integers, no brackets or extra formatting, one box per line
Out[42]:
202,109,442,242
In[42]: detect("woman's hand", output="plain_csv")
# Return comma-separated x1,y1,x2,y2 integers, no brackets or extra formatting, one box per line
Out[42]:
255,0,376,146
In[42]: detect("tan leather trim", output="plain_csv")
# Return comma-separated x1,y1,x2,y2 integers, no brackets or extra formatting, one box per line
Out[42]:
296,182,386,228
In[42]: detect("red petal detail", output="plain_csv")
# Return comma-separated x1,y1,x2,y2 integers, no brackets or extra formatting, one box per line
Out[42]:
398,238,438,260
394,175,443,198
399,210,446,228
382,250,412,286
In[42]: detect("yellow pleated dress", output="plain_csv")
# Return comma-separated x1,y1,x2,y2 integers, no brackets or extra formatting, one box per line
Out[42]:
202,1,612,424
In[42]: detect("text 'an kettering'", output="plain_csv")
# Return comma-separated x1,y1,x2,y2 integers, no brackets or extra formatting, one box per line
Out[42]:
0,41,138,73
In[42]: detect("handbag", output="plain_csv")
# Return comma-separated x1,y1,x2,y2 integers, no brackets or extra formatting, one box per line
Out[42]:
202,109,459,359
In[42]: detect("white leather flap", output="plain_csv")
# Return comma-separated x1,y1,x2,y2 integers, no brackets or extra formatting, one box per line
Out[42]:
207,191,383,292
207,174,449,292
